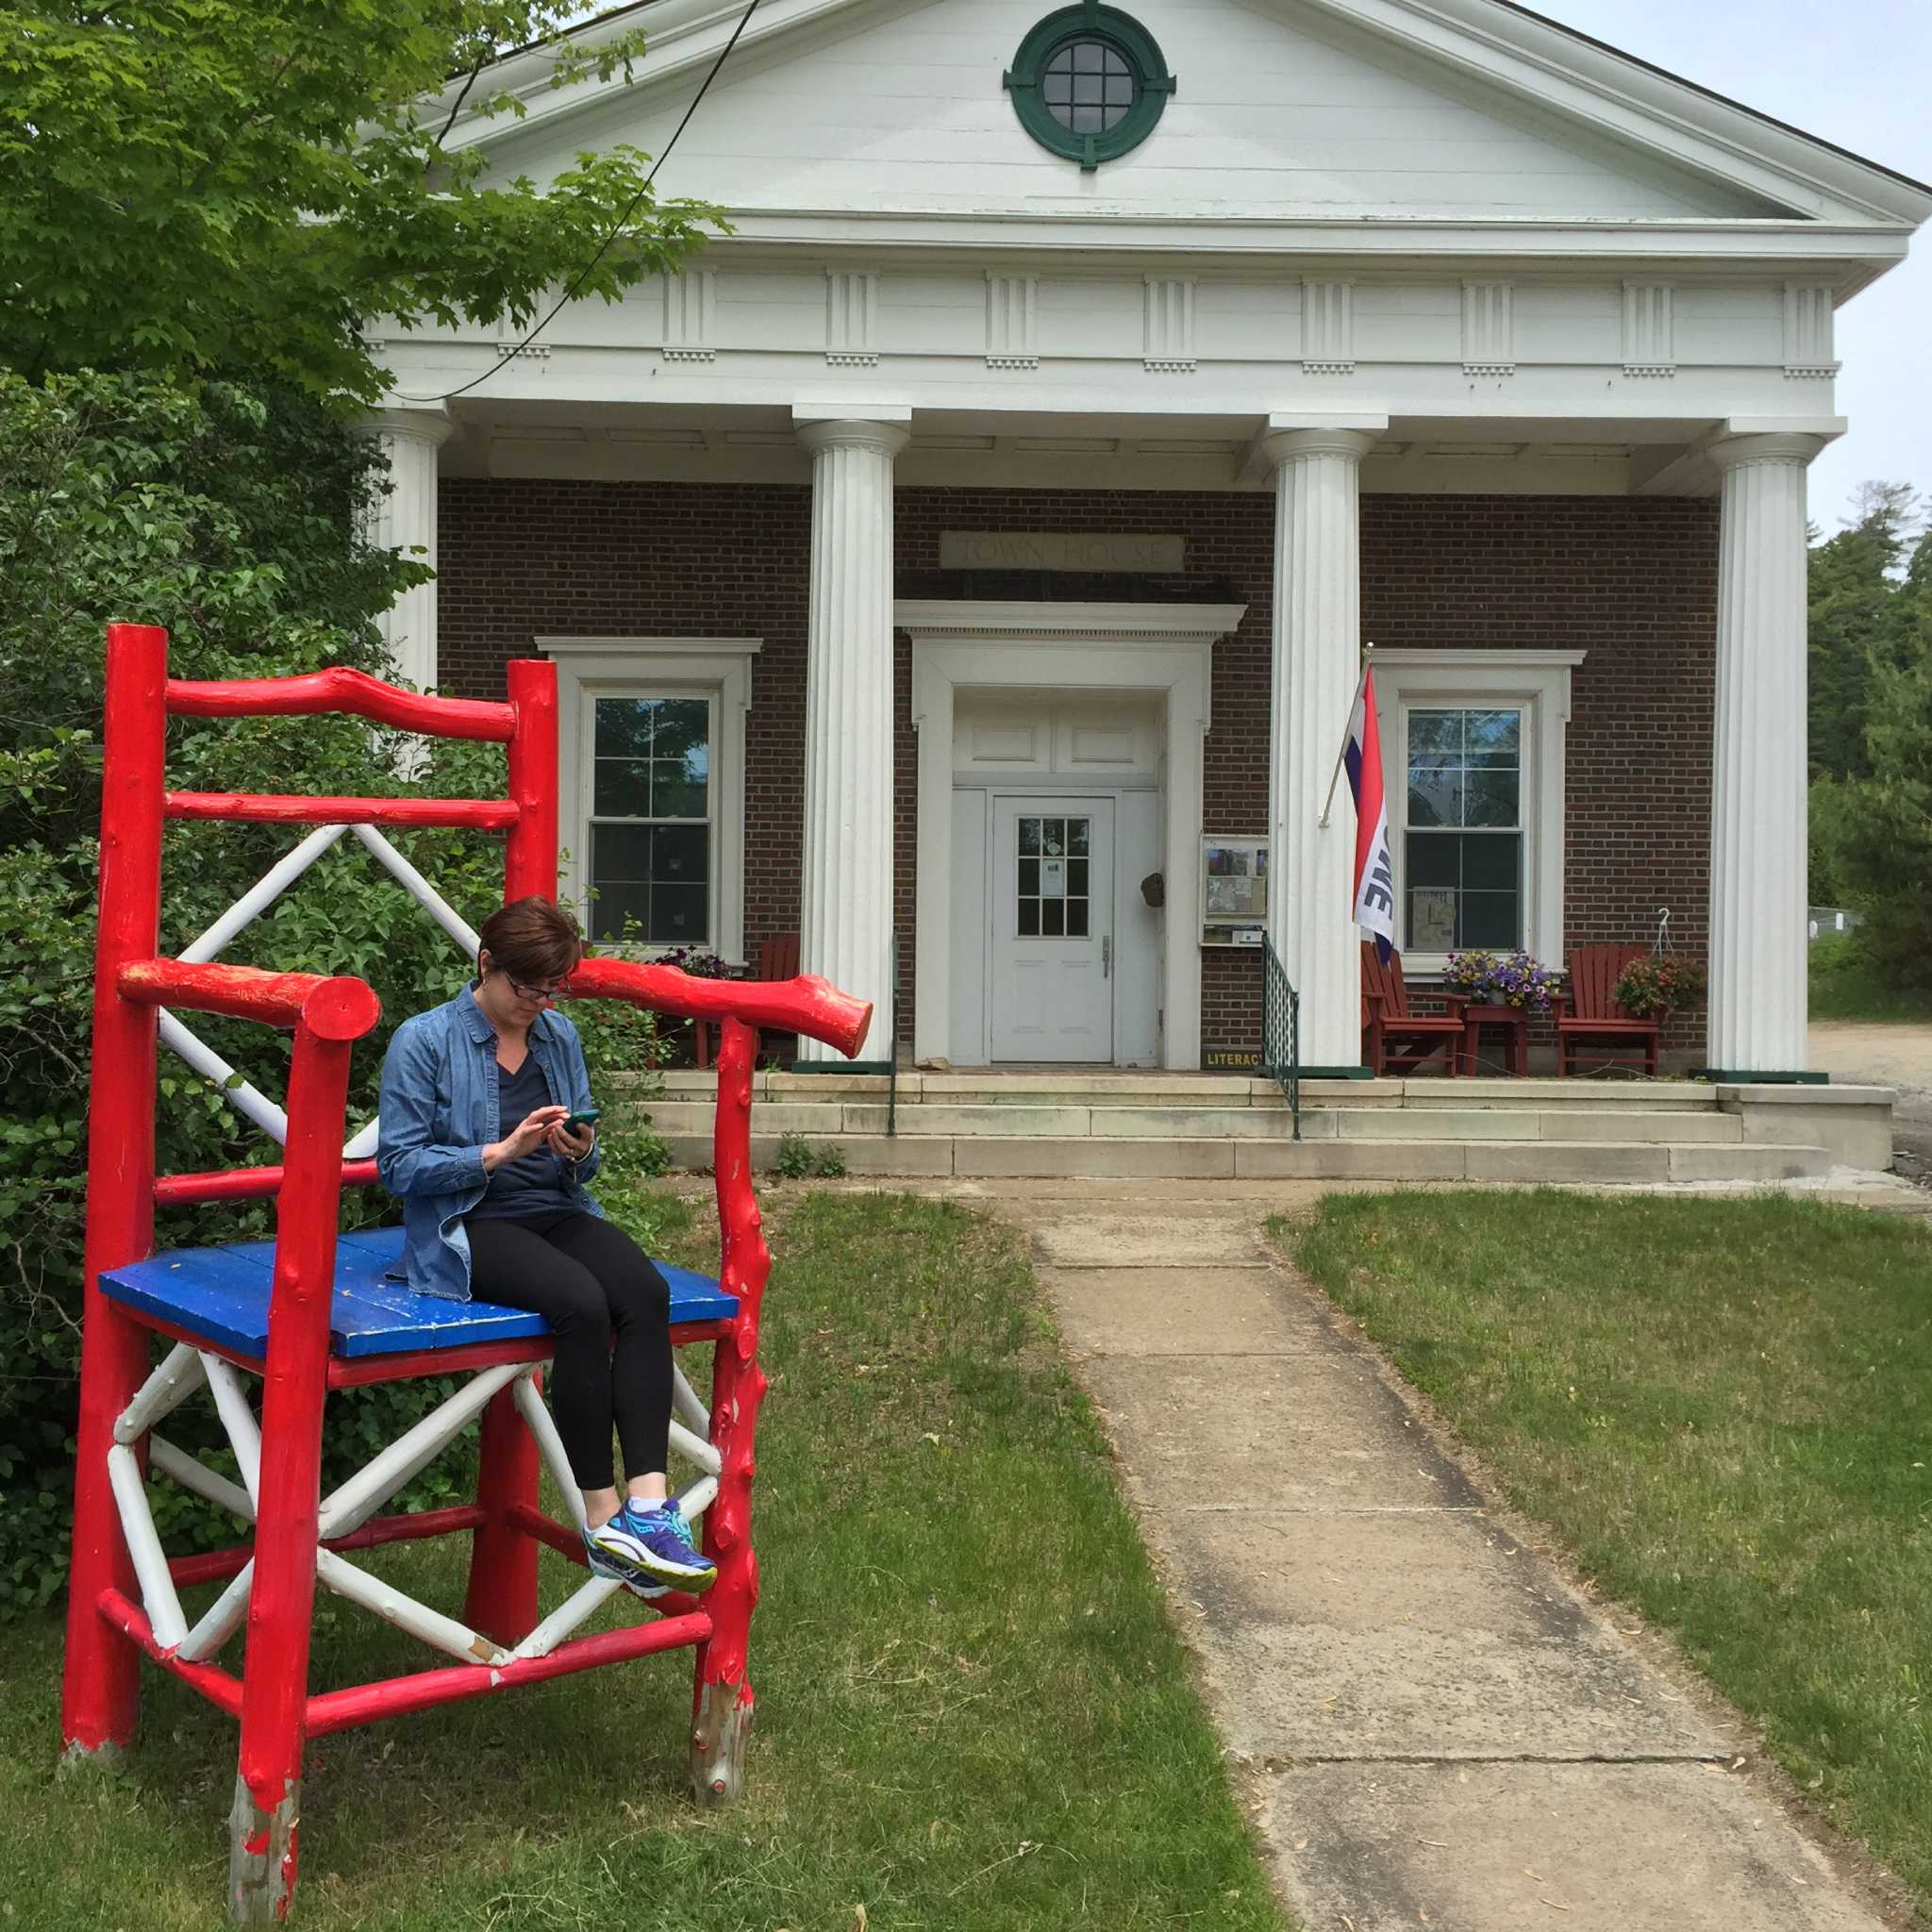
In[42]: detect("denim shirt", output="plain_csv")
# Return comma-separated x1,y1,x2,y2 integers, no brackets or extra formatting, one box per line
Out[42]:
375,987,604,1301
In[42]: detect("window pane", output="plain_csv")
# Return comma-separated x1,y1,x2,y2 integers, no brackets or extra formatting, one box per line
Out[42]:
1461,891,1520,948
1406,833,1458,887
594,698,656,758
591,823,654,881
1460,832,1521,891
653,699,708,759
593,758,652,817
652,758,707,819
1407,772,1461,828
1465,709,1519,754
1407,710,1463,754
1070,103,1105,130
1043,71,1073,106
649,884,708,944
1018,857,1040,896
1067,858,1088,895
1041,898,1065,937
1068,818,1090,857
589,884,649,943
1463,767,1520,828
1018,900,1040,937
651,824,708,883
1019,817,1041,857
1074,71,1103,103
1067,899,1090,938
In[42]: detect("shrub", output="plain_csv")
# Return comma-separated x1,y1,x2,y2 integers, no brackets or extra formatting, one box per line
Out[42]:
0,372,668,1617
774,1135,848,1181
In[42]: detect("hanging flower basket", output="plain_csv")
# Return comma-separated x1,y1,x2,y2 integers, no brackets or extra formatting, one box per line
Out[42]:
1611,955,1707,1020
1441,949,1562,1013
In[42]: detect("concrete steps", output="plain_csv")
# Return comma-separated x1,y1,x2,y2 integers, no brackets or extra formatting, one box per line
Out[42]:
643,1099,1749,1144
641,1067,1892,1182
658,1131,1831,1183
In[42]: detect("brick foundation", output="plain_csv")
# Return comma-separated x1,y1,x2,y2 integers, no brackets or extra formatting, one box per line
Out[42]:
439,480,1717,1064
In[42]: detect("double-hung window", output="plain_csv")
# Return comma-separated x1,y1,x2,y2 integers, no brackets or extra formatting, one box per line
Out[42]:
1368,650,1585,974
539,638,760,963
1404,708,1524,951
587,695,712,945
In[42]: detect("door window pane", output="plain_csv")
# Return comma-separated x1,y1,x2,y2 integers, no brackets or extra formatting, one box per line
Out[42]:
589,695,713,944
1402,708,1523,950
1015,813,1092,941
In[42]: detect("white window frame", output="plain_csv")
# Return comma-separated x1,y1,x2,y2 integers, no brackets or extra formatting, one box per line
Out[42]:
1369,649,1585,978
538,637,760,966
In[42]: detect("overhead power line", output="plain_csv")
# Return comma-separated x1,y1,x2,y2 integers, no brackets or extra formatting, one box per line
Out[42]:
396,0,762,407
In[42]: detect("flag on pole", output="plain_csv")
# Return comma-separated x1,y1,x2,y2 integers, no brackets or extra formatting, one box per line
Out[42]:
1343,668,1396,962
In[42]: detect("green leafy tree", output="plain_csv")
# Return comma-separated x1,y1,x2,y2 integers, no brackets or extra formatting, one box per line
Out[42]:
1807,482,1922,781
1827,527,1932,992
1,2,719,402
0,373,667,1616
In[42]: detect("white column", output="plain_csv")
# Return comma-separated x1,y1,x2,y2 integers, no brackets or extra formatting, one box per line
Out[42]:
794,417,909,1064
1707,431,1824,1074
1262,425,1381,1071
359,407,456,691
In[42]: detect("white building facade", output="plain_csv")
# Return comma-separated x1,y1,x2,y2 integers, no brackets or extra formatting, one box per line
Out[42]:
369,0,1928,1077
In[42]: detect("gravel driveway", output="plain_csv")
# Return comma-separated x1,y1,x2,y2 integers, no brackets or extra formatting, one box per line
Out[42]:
1809,1021,1932,1181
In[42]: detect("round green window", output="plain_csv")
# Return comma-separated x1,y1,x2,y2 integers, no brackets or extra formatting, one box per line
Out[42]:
1004,4,1176,171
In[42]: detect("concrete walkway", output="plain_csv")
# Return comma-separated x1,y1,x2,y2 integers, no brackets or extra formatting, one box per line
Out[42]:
974,1178,1907,1932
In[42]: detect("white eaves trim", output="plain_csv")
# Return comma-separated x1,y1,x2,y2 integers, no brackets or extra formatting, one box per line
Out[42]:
444,0,1932,232
1293,0,1932,227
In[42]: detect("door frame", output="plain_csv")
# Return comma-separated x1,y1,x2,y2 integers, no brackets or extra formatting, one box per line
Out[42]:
902,599,1246,1072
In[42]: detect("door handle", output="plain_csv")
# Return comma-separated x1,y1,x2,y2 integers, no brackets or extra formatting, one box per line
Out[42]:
1102,935,1112,979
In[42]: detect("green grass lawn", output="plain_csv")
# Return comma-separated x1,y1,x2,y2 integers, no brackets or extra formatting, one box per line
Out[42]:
1279,1190,1932,1907
1809,930,1932,1023
2,1191,1283,1930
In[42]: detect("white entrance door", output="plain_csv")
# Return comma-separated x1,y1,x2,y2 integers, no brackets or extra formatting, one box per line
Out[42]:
990,797,1115,1062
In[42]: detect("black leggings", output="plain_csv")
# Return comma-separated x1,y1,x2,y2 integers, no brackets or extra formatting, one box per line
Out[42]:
463,1211,673,1492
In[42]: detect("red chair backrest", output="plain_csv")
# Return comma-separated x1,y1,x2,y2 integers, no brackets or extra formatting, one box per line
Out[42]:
757,933,801,982
1360,940,1412,1018
1567,943,1648,1020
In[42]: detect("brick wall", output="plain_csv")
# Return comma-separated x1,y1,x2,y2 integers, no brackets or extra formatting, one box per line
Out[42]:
438,481,1718,1061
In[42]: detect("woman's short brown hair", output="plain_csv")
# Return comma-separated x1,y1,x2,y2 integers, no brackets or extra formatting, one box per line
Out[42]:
476,896,582,987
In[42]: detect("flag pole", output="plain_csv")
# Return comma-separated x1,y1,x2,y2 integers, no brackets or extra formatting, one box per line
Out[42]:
1316,641,1374,830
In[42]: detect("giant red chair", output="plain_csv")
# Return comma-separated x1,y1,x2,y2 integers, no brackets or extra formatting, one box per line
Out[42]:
60,625,869,1923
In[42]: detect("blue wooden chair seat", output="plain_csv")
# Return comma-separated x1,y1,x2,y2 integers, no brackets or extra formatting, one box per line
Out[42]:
99,1225,737,1360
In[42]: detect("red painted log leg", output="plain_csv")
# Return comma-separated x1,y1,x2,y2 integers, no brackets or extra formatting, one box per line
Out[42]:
457,657,558,1649
463,1381,541,1645
691,1017,768,1803
228,1015,360,1925
64,625,169,1767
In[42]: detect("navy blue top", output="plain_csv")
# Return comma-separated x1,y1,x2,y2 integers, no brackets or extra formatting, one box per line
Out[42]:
376,989,602,1300
469,1055,576,1220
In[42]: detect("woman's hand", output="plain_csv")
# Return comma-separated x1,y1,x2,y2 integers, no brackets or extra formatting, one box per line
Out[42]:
547,1117,596,1161
482,1105,568,1172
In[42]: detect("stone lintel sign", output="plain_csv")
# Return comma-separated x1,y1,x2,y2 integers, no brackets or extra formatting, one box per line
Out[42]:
940,531,1186,572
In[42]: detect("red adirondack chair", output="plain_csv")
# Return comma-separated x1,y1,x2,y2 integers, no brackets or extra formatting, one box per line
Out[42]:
1551,942,1660,1076
695,933,801,1069
1360,941,1465,1077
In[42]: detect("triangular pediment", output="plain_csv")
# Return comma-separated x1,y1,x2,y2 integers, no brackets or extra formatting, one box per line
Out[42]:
457,0,1928,231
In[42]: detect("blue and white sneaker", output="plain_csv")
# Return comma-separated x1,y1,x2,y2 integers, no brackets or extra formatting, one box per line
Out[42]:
585,1500,717,1593
582,1524,668,1598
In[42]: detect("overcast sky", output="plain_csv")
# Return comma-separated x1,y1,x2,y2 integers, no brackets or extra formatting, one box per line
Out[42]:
1535,0,1930,530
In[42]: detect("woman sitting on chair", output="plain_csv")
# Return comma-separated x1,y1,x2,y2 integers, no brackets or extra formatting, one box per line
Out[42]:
375,896,714,1598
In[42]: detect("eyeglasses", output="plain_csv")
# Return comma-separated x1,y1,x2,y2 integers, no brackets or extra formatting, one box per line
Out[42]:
504,973,572,1003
